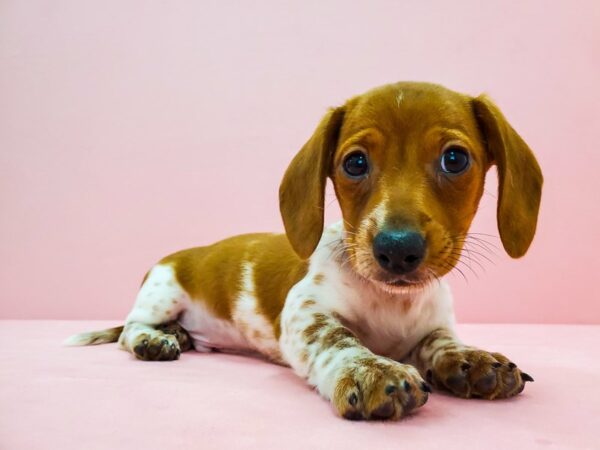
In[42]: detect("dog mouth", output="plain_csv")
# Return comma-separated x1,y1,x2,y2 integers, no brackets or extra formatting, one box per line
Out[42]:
385,278,421,287
367,271,434,293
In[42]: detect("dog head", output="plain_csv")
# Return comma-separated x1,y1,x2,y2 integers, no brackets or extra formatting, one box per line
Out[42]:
279,82,543,291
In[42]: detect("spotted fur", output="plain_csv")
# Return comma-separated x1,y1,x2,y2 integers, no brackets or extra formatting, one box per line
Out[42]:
406,328,532,399
66,82,541,420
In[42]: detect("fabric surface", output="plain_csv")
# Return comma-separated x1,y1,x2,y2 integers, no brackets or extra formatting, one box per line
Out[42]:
0,321,597,450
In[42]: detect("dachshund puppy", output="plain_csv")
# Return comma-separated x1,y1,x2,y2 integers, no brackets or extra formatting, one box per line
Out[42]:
67,82,542,421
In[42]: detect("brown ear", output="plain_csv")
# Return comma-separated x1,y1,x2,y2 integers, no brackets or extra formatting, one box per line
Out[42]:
279,107,345,259
472,95,543,258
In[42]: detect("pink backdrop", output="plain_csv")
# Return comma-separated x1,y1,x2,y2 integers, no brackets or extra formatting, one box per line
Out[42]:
1,1,599,323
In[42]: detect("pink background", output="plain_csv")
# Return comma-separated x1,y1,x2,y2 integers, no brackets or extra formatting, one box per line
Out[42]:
1,1,599,323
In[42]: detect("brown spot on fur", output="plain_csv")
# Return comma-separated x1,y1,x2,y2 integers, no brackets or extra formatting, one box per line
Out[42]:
335,339,355,350
313,273,325,285
332,312,368,340
253,330,264,339
420,328,450,351
322,326,356,349
301,299,316,308
434,342,460,354
356,357,390,373
300,351,309,364
303,313,329,345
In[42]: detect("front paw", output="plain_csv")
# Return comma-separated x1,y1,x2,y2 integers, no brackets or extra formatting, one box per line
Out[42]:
333,357,430,420
427,349,533,399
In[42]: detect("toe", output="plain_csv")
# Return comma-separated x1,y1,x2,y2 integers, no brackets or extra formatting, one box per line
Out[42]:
472,370,498,396
133,343,147,359
370,400,395,420
445,373,469,396
133,337,149,360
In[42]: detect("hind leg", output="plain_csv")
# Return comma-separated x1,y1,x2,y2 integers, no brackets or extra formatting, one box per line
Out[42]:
119,264,191,361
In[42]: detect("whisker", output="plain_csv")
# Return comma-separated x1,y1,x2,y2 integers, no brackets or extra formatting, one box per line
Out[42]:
455,246,495,265
457,239,498,256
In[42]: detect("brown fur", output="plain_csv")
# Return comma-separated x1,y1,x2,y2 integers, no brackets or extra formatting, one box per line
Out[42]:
312,273,325,285
148,82,541,352
69,82,539,416
333,357,429,420
161,233,308,337
279,82,542,286
302,313,329,345
406,328,528,399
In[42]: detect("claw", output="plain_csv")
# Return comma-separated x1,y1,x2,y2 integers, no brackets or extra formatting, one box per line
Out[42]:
521,372,534,382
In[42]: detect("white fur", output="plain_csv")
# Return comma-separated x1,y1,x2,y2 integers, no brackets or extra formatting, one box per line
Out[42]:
231,262,282,360
396,89,404,107
278,221,455,399
109,221,455,402
119,261,279,358
179,298,249,353
119,265,187,351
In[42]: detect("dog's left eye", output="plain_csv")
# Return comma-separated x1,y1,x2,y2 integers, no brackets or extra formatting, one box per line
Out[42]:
440,147,470,174
343,151,369,178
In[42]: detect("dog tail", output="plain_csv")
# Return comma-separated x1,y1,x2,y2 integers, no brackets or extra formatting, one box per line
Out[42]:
64,325,124,346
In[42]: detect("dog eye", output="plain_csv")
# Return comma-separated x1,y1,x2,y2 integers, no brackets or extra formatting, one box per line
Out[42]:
343,151,369,178
440,147,470,174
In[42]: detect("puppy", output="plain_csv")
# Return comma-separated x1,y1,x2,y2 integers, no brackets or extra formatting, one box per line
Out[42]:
67,82,542,421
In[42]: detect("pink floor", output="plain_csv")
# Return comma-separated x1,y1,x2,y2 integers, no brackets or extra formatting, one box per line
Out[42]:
0,321,598,450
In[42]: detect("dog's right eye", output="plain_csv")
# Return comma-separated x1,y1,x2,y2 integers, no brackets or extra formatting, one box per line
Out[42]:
343,151,369,178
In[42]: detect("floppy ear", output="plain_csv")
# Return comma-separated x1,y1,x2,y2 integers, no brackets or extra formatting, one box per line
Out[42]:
472,95,543,258
279,107,345,259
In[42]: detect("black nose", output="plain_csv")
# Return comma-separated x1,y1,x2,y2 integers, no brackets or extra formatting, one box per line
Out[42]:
372,230,426,275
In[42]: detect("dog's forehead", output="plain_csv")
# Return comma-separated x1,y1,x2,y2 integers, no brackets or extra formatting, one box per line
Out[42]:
341,83,473,136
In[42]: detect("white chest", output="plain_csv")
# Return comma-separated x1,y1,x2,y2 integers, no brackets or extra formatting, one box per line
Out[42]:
288,222,457,361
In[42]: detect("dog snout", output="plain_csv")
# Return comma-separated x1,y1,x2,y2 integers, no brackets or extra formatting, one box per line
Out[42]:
372,230,426,275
